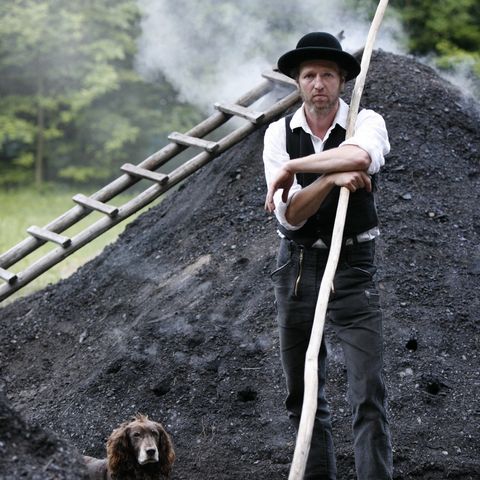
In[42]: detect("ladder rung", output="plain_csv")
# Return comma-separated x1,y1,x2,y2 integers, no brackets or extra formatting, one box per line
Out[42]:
73,194,119,217
27,226,71,248
214,102,265,124
262,70,298,88
121,163,169,184
0,267,17,285
168,132,220,153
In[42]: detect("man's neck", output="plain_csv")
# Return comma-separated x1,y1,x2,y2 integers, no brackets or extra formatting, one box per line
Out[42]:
304,100,339,139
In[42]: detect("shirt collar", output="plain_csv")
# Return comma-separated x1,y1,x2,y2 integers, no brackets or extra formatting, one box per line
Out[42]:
289,98,349,139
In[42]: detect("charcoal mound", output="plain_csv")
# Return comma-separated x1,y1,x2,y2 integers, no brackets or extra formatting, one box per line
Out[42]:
1,50,479,479
0,393,88,479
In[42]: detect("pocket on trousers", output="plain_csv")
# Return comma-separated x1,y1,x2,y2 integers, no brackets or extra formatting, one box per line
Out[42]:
270,241,292,284
270,259,292,283
345,242,377,279
351,265,376,278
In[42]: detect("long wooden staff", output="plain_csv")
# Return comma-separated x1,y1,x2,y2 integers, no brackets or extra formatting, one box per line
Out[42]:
288,1,390,478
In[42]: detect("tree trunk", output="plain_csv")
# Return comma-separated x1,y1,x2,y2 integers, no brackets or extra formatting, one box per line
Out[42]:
35,76,45,187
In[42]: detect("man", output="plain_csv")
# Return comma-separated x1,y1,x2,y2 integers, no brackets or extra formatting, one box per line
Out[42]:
263,32,393,480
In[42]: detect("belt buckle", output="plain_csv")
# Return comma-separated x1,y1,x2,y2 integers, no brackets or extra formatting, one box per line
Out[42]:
345,237,355,246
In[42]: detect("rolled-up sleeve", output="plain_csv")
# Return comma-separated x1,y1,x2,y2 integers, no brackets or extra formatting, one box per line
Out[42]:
340,109,390,174
263,121,306,230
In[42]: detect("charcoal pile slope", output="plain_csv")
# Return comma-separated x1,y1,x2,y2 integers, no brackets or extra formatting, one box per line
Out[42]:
0,393,88,479
0,50,479,480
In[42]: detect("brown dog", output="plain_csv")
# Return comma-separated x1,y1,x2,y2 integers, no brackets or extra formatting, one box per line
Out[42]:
84,414,175,479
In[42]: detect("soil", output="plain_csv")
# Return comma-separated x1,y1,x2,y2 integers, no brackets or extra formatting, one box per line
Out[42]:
1,50,479,480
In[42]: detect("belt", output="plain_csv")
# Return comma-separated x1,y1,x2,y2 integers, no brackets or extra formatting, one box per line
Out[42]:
277,227,379,249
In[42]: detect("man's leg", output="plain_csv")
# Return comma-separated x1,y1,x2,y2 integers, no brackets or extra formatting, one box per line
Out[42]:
329,241,393,480
272,239,336,480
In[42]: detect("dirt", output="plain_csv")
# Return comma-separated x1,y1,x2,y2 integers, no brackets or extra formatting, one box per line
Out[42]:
0,50,479,480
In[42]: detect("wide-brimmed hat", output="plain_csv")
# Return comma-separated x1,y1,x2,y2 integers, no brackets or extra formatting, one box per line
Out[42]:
277,32,360,81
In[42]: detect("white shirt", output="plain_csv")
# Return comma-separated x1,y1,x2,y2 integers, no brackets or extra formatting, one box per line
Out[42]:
263,98,390,231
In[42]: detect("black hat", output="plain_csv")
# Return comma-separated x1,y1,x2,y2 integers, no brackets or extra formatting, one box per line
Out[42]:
277,32,361,81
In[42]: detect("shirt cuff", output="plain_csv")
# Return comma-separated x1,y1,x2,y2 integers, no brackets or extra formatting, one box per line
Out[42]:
273,190,307,231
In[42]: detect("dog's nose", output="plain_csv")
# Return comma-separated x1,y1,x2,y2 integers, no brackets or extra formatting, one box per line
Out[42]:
146,448,157,457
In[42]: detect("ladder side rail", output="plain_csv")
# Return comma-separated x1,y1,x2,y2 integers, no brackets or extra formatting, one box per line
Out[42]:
0,88,300,302
0,79,274,271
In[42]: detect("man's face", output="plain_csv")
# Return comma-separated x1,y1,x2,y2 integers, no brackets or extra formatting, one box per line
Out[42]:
297,60,345,115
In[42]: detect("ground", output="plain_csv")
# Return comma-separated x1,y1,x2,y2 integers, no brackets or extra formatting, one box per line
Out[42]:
0,50,479,479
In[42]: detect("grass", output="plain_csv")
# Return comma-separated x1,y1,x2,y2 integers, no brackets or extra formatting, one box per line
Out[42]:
0,186,156,305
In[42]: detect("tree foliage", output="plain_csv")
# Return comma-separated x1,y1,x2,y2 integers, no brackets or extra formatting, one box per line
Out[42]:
0,0,200,187
392,0,479,72
356,0,480,86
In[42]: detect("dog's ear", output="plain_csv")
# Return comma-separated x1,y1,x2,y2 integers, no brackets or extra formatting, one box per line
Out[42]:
155,422,175,477
107,424,133,474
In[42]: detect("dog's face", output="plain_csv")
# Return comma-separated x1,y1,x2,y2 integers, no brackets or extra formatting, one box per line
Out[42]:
127,418,161,465
107,414,175,477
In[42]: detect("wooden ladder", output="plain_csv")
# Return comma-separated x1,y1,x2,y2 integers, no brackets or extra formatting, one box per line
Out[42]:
0,70,298,303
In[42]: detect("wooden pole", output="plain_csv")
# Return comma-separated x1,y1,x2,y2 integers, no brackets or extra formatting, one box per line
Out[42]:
288,1,390,478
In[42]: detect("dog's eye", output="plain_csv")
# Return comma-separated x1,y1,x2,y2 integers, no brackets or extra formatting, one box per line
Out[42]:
133,432,141,438
151,429,159,437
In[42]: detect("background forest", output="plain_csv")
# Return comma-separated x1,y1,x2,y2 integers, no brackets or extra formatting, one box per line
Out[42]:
1,0,478,188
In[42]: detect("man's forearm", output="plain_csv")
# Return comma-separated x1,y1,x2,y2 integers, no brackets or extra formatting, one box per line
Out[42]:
264,146,372,215
285,175,335,226
285,169,372,226
286,145,370,175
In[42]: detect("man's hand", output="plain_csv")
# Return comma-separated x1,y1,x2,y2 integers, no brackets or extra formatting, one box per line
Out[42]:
327,170,372,193
264,166,295,213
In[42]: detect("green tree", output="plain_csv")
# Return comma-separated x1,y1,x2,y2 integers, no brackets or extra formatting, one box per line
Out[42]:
0,0,113,185
0,0,200,187
352,0,480,90
393,0,479,69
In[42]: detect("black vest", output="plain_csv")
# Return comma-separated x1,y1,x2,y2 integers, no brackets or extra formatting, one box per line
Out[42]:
277,113,378,247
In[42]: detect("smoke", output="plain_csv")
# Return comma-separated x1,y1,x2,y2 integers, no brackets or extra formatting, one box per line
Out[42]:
433,58,480,102
135,0,406,112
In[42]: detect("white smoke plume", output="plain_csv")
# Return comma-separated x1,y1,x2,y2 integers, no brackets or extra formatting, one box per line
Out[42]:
135,0,405,111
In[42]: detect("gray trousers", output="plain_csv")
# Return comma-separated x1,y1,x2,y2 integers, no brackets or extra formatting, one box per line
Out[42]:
271,238,392,480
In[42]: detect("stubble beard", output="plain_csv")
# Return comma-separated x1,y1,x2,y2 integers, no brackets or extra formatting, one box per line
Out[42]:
300,83,340,115
304,95,339,117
